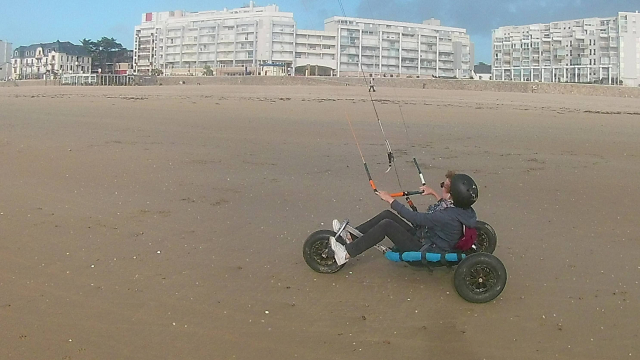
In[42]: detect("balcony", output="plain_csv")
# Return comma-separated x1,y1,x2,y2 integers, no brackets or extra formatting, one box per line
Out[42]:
236,28,256,34
610,42,618,48
402,52,419,59
600,42,609,47
439,62,454,69
273,27,295,33
553,49,566,58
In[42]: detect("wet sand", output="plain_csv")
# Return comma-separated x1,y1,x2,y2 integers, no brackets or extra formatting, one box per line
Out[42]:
1,84,639,359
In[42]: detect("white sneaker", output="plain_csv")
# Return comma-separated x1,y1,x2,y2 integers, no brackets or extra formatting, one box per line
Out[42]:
329,236,349,265
332,219,352,242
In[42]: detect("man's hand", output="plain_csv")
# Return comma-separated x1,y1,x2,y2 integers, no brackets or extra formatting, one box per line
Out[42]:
377,190,395,204
420,185,440,200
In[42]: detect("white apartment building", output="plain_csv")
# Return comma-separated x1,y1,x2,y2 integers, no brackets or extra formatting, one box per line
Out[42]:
0,40,12,80
134,3,473,78
294,29,337,75
492,12,640,86
11,41,91,79
134,2,295,75
325,17,474,78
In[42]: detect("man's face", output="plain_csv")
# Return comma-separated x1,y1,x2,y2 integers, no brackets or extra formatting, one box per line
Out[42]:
441,178,451,198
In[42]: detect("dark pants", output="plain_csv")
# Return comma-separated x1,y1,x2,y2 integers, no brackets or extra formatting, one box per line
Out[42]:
368,85,375,92
345,210,423,257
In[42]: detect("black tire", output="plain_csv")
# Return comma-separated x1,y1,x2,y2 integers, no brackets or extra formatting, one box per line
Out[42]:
466,220,497,255
454,253,507,303
302,230,346,274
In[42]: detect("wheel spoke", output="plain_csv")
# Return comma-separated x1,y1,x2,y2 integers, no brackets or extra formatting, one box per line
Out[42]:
465,264,497,293
311,240,335,266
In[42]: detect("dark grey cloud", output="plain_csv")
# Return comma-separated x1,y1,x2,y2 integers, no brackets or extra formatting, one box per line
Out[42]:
355,0,640,37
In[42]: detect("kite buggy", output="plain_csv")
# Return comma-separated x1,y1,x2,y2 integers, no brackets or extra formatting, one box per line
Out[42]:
302,171,507,303
301,86,506,303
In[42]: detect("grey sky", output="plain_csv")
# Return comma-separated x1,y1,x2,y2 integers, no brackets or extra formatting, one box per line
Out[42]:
350,0,640,62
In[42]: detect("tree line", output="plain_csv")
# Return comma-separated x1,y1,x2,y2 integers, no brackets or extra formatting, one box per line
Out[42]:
80,37,130,74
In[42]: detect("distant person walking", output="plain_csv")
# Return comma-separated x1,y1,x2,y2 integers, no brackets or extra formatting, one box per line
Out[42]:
368,76,376,92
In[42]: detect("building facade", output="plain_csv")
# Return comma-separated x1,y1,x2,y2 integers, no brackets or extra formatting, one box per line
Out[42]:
133,3,473,78
294,29,337,76
326,17,473,78
0,40,12,80
12,41,91,79
134,2,295,75
492,12,640,86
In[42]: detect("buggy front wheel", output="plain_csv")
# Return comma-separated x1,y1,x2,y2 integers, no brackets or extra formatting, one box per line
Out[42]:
302,230,346,274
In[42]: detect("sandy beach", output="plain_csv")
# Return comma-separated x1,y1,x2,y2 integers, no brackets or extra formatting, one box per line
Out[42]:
1,84,639,359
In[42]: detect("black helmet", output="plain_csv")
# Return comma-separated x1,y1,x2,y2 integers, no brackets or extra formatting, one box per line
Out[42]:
450,174,478,208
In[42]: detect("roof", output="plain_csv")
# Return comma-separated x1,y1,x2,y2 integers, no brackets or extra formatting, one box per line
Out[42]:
13,41,89,58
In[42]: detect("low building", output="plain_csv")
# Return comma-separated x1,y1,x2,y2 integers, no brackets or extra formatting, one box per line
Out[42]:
0,40,12,80
114,62,133,75
12,41,91,79
259,63,286,76
473,62,492,80
92,49,134,74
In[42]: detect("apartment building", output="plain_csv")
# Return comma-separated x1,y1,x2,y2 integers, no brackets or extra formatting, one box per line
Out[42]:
294,30,337,75
325,17,473,78
0,40,11,80
134,2,295,75
11,41,91,79
492,12,640,86
134,3,473,78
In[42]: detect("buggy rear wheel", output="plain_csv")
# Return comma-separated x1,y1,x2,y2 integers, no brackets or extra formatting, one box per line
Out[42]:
465,220,497,255
302,230,346,274
454,253,507,303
